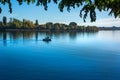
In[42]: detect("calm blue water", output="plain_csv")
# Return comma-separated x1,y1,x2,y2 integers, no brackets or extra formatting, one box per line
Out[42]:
0,31,120,80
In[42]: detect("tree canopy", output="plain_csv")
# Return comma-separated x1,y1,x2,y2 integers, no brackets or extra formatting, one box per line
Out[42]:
0,0,120,22
3,16,7,25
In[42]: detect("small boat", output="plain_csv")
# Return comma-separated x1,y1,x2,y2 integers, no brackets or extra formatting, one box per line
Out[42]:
43,37,51,41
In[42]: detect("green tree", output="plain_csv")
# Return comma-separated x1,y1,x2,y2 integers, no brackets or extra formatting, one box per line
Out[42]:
0,21,2,25
0,21,3,29
46,22,53,30
22,19,35,29
10,18,23,29
69,22,77,30
38,24,46,30
3,16,7,25
69,22,77,27
60,24,67,30
54,23,60,30
0,0,120,22
35,19,39,26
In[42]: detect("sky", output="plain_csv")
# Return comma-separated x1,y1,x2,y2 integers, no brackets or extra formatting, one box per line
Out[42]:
0,1,120,27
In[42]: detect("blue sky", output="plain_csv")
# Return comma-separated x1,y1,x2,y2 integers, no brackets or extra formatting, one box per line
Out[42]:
0,1,120,27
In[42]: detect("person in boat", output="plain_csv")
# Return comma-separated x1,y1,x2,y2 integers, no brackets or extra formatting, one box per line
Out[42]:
43,37,51,41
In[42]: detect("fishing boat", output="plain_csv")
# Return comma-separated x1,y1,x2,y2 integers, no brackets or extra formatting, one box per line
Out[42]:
43,37,51,41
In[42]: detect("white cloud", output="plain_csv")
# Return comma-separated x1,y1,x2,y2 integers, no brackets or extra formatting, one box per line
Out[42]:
80,17,120,27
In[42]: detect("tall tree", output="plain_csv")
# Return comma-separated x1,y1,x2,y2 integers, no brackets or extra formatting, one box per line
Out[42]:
3,16,7,25
35,20,39,26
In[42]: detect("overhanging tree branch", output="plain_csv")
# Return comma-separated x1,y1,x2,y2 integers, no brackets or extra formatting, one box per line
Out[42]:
0,0,120,22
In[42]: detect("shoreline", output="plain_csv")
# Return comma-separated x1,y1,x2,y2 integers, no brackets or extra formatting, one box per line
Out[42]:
0,29,98,32
0,29,120,32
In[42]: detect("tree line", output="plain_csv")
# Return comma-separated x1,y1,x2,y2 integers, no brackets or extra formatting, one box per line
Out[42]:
0,16,99,32
0,16,35,29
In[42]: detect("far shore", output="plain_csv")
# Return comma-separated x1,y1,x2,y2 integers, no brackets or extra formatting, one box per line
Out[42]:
0,28,120,32
0,17,120,32
0,29,90,32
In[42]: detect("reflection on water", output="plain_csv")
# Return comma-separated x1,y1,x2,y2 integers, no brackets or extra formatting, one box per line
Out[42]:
0,31,98,46
0,31,120,80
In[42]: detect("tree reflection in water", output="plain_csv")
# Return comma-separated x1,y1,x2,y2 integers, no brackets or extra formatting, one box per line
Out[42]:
0,31,98,46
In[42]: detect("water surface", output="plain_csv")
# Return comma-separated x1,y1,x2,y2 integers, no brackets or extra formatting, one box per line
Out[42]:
0,31,120,80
